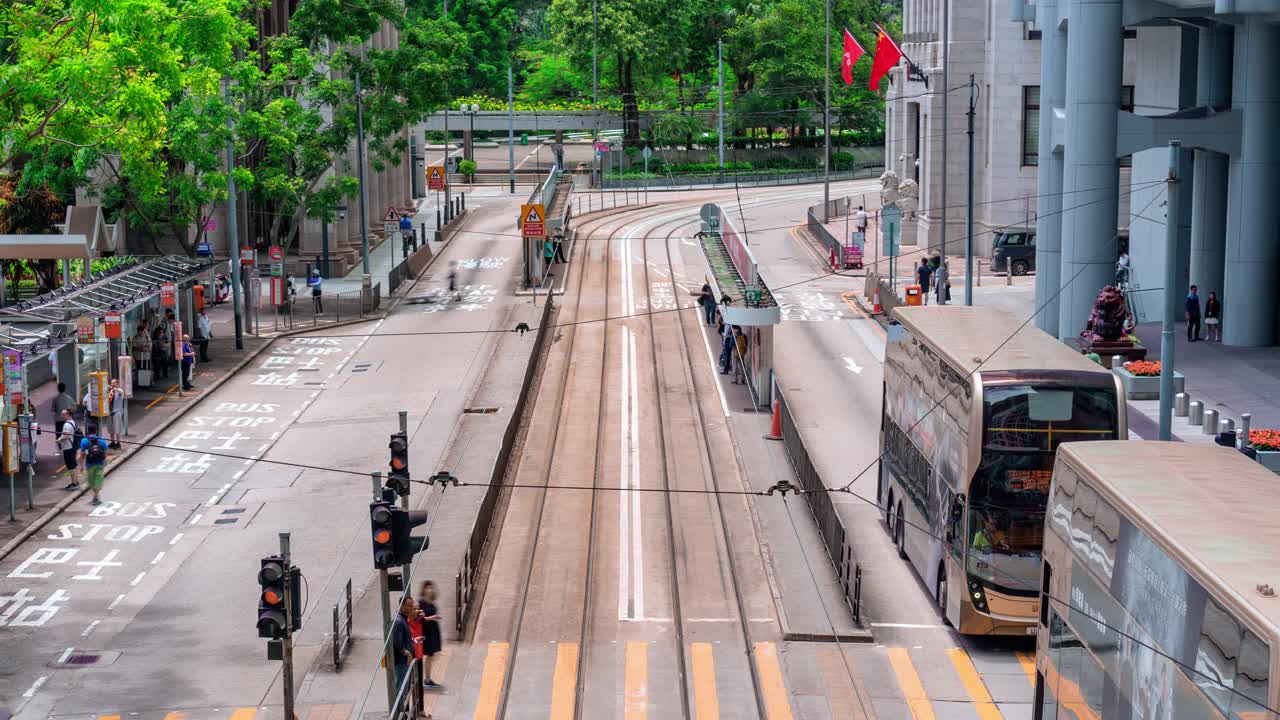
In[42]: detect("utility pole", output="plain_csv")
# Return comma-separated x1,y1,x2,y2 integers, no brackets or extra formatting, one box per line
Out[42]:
1159,141,1182,441
592,0,599,187
355,71,370,274
964,74,976,306
508,65,516,194
442,0,452,214
822,0,832,222
939,0,950,273
718,40,725,181
373,470,397,708
279,532,297,720
224,77,244,350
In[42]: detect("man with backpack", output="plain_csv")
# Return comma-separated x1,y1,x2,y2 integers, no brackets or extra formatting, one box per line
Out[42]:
78,426,110,506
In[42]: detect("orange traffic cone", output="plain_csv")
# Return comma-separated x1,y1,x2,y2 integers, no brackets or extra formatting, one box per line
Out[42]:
764,398,784,441
872,285,883,315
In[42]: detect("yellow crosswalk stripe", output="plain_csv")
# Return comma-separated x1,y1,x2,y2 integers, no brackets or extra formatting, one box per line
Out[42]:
1015,651,1037,687
946,648,1003,720
886,647,936,720
691,642,721,720
625,641,648,720
472,641,510,720
753,642,795,720
550,642,580,720
228,710,257,720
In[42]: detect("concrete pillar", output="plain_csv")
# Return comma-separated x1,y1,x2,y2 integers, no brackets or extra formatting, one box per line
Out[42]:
1190,24,1232,301
1034,0,1066,337
1223,17,1280,346
1057,0,1123,338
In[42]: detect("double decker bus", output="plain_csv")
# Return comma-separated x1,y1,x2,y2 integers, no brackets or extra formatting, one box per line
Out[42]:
1036,441,1279,720
879,306,1126,635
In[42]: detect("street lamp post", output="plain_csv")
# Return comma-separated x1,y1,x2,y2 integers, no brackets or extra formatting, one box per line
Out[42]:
460,103,480,161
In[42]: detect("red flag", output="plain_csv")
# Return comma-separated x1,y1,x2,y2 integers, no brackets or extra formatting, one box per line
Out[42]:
841,30,866,85
869,24,904,91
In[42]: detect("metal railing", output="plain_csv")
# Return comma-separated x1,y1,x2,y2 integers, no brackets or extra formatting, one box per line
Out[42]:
268,283,383,331
600,166,883,190
455,294,556,636
389,657,424,720
775,383,862,624
331,578,353,670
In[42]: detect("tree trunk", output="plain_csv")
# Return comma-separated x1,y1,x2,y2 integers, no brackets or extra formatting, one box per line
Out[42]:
621,56,640,146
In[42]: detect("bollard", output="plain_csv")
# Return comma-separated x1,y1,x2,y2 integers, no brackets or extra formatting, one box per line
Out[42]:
1203,408,1219,434
1111,355,1125,371
1220,418,1235,434
977,260,983,287
1188,401,1204,425
1240,413,1252,447
461,193,466,211
1174,393,1189,417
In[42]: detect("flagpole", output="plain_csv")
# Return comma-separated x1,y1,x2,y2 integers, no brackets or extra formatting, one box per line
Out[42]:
822,0,831,223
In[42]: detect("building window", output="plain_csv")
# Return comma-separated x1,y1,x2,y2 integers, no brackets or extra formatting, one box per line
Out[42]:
1022,86,1040,167
1120,85,1135,112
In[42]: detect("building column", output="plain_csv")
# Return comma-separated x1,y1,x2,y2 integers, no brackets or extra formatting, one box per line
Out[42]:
1056,0,1123,338
1190,24,1231,302
1223,17,1280,346
1034,0,1066,337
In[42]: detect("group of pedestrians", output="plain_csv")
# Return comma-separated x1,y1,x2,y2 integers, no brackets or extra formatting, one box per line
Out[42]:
1184,284,1222,342
132,309,207,391
913,256,951,305
392,580,444,714
699,284,750,384
52,401,112,506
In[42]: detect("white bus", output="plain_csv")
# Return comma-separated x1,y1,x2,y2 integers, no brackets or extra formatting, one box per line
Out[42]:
1036,441,1278,720
879,306,1126,636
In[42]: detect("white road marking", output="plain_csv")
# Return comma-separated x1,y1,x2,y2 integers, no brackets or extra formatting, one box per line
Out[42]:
310,391,320,398
82,620,101,637
843,356,863,374
243,459,254,466
58,647,73,663
169,533,184,546
22,675,48,697
870,622,947,629
257,443,270,453
151,552,166,565
269,432,280,440
130,571,147,587
190,513,203,525
232,470,245,479
108,593,126,610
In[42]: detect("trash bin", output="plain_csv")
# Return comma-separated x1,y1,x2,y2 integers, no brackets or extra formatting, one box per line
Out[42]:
520,133,528,146
905,284,923,306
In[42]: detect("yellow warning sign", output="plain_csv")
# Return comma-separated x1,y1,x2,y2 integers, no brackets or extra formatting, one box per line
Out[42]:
427,165,446,191
521,203,547,238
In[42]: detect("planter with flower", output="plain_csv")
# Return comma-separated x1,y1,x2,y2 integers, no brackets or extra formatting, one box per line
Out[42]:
1113,359,1185,400
1249,429,1280,473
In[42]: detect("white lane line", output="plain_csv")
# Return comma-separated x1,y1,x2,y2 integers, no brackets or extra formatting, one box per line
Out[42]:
58,647,74,663
190,513,203,525
130,571,147,587
206,494,220,505
108,593,126,610
310,391,320,398
257,443,270,453
232,470,245,479
698,324,732,418
82,620,101,637
869,622,947,629
243,459,254,466
618,325,631,621
169,533,184,546
22,675,48,697
627,327,642,620
151,551,166,565
270,432,280,440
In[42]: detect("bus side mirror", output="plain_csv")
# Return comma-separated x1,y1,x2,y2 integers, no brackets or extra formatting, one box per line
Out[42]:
951,496,965,521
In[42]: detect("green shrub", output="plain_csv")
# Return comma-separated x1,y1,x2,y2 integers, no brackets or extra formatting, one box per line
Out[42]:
457,159,477,176
831,152,856,171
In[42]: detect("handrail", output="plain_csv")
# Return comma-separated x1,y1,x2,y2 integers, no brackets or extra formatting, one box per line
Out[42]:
331,578,354,670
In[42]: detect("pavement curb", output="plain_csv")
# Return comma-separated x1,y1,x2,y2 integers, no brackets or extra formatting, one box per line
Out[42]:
0,314,387,563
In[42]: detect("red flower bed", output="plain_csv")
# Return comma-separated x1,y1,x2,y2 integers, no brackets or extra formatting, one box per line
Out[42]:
1250,429,1280,452
1125,360,1161,377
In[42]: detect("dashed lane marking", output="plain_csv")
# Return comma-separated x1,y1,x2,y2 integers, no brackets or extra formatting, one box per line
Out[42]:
169,533,184,545
550,642,579,720
471,641,509,720
946,648,1003,720
130,571,147,587
108,593,125,610
22,675,48,698
82,620,101,637
886,647,935,720
151,551,166,565
691,642,720,720
753,642,795,720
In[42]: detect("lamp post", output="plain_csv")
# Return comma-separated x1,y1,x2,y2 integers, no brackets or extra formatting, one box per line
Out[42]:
460,103,480,162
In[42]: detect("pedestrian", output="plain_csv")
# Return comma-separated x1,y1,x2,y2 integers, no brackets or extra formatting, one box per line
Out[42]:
1204,290,1221,342
180,334,196,390
935,259,951,305
392,594,417,695
152,320,170,380
406,583,425,707
196,309,213,362
720,322,735,374
107,379,124,449
51,382,76,420
163,310,177,374
132,326,152,367
553,235,567,263
543,239,555,268
698,284,716,325
1185,284,1202,342
448,260,461,301
418,580,443,690
733,327,748,385
916,259,933,305
854,205,869,233
309,270,323,314
78,425,109,506
57,409,79,490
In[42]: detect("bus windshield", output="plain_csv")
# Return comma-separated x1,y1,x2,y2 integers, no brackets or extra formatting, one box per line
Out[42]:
968,384,1119,593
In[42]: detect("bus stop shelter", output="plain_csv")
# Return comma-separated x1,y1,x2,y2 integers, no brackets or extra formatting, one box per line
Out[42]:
697,203,780,405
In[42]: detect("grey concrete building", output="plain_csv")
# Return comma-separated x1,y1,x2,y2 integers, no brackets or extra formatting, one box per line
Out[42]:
883,0,1135,258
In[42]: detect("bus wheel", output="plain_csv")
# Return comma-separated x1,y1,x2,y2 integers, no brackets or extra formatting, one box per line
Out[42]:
884,490,895,533
936,565,951,626
895,504,907,559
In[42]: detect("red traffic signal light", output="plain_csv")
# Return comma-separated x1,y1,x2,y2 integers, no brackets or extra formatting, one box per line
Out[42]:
370,501,397,569
388,433,410,496
258,556,287,638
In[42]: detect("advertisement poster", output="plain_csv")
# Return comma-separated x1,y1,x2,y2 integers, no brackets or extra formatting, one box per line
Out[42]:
77,317,96,343
2,350,22,407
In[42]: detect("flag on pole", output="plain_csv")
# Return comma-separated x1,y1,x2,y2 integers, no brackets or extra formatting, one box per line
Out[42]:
869,24,904,91
841,29,866,85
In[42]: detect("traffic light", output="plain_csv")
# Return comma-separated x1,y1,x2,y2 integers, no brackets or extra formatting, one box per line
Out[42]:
388,432,410,496
258,556,286,638
370,500,397,569
392,509,430,565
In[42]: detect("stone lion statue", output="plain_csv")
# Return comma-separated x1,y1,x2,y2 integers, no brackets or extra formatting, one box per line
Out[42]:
897,179,920,216
879,169,900,205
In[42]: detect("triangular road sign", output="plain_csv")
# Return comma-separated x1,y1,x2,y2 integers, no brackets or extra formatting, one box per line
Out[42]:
383,206,398,222
524,206,543,223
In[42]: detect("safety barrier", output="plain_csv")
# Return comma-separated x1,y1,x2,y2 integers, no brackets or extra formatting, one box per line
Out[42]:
454,294,556,635
389,657,424,720
600,166,883,189
387,241,435,296
775,383,862,624
331,578,353,671
268,283,382,331
805,198,850,258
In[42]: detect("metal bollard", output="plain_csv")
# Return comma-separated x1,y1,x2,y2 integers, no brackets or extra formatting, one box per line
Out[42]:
461,193,466,211
1220,418,1235,434
977,260,983,287
1240,413,1252,446
1174,393,1189,417
1203,408,1219,434
1111,355,1125,370
1188,401,1204,425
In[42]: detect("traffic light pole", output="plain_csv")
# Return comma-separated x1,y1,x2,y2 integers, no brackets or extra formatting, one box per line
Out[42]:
279,532,296,720
373,471,397,709
397,411,411,584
